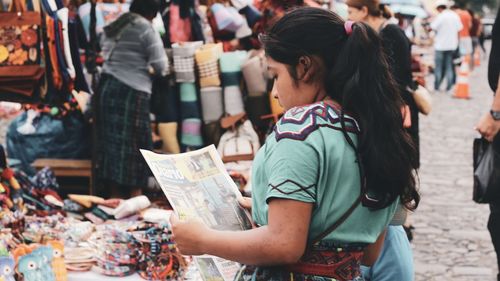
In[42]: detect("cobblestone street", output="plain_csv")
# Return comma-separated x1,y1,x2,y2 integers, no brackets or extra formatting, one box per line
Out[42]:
414,52,497,280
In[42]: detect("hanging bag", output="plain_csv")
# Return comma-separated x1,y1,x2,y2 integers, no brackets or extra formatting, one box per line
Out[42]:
473,135,500,204
0,0,44,102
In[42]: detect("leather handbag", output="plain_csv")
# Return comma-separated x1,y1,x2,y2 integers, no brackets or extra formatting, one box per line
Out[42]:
473,135,500,204
0,0,44,102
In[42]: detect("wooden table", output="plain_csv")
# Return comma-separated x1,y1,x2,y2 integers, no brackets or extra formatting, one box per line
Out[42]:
31,159,93,194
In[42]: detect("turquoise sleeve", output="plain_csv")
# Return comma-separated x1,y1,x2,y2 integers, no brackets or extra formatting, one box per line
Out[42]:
265,139,319,204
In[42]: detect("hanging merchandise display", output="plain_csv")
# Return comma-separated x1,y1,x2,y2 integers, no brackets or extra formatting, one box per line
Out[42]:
179,82,204,150
172,41,203,83
220,51,247,116
0,0,44,102
200,87,224,124
195,43,223,88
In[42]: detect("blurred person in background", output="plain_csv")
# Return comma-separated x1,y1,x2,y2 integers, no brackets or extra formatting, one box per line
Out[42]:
451,3,473,59
96,0,168,198
430,0,462,93
475,6,500,281
468,9,485,61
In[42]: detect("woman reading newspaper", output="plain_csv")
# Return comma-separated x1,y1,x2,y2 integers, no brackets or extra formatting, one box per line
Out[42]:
170,7,420,281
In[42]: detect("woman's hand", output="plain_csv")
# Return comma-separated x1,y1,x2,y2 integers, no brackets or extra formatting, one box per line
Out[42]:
238,196,252,211
475,112,500,142
170,214,211,256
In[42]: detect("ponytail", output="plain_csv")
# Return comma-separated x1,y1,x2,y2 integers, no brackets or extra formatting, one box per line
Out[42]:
328,22,419,210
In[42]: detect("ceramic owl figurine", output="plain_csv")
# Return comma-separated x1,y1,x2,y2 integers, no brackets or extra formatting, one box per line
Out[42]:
0,256,15,281
17,254,42,281
32,246,55,281
47,241,67,281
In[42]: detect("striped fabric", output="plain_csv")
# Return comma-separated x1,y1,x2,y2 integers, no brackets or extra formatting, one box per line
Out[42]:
179,82,203,150
220,51,247,115
195,43,223,88
181,118,204,148
172,41,203,83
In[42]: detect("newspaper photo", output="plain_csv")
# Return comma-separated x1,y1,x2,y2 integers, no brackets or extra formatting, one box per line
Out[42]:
141,145,252,281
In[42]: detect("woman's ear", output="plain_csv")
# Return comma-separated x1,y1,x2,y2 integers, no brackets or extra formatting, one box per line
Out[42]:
360,6,369,19
296,55,314,83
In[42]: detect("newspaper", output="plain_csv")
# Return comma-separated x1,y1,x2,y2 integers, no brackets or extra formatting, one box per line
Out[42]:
141,145,252,281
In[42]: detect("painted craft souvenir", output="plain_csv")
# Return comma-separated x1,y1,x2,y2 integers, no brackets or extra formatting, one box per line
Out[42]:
17,254,42,281
47,241,67,281
32,246,55,281
0,256,15,281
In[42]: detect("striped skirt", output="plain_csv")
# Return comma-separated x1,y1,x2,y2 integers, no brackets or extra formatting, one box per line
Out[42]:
96,73,152,187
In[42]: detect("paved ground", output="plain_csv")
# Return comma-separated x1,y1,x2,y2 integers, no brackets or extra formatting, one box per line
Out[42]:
413,50,497,280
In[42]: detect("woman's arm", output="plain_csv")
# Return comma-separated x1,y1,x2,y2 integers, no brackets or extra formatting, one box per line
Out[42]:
142,27,168,75
171,198,313,265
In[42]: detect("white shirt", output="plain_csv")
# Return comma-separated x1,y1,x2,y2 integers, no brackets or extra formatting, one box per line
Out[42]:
430,10,463,51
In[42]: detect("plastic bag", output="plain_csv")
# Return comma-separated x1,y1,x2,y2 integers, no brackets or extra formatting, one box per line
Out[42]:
473,136,500,204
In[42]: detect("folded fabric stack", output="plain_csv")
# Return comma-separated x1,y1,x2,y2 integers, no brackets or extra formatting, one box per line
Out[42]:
64,194,151,224
172,42,204,151
153,49,181,154
179,83,204,150
173,42,204,83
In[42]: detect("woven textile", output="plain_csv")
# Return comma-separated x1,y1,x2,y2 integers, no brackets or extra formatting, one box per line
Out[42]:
224,85,245,115
234,243,365,281
96,74,152,187
179,82,203,149
220,51,247,115
172,41,203,83
195,43,223,88
200,86,224,123
181,118,203,148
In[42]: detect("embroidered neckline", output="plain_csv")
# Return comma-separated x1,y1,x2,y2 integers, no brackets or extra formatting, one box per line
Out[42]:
274,101,360,142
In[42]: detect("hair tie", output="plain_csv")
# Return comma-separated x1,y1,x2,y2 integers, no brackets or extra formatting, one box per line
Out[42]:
344,21,354,36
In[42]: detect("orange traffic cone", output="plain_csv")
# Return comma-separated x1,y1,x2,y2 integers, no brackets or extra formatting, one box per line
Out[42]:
474,49,481,67
454,55,470,99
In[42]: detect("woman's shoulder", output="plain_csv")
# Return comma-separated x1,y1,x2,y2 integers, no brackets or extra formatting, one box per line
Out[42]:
273,101,360,142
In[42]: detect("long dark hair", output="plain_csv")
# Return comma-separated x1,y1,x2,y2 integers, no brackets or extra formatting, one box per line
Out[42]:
261,7,419,211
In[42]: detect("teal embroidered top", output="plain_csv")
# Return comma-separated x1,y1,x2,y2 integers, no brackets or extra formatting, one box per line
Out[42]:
251,101,398,244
